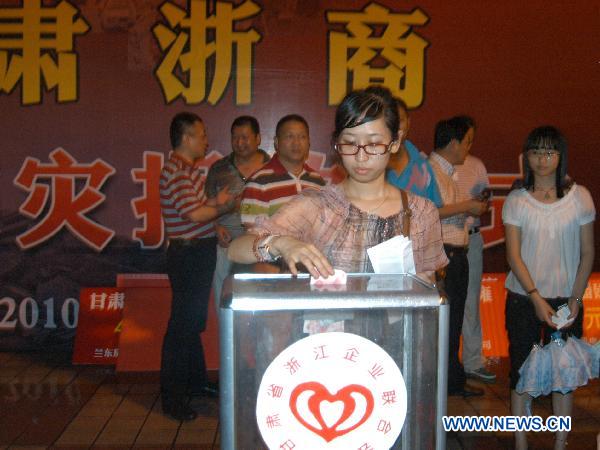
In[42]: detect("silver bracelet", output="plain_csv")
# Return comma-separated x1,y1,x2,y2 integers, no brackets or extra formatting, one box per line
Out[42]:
257,234,281,262
569,297,583,307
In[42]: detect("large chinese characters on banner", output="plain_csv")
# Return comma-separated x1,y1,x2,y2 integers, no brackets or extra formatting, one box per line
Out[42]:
1,0,599,353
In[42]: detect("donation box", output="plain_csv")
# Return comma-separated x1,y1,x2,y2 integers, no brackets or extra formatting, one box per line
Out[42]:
219,273,449,450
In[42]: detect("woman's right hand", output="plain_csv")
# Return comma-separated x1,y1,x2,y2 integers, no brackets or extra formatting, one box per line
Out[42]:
272,236,334,278
530,292,558,328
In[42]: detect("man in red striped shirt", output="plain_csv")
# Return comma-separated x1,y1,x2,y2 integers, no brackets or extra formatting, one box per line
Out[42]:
239,114,326,272
240,114,326,226
159,112,233,421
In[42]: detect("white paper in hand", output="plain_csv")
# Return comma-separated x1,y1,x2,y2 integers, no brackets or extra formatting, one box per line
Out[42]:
551,304,574,330
367,235,416,274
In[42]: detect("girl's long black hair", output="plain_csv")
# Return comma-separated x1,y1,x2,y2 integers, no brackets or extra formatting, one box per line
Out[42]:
521,126,571,198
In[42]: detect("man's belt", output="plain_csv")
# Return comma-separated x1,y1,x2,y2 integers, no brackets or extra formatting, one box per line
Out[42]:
468,226,481,235
169,237,213,247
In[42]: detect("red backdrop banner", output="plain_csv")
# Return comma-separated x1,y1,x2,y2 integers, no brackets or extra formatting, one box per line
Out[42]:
1,0,598,352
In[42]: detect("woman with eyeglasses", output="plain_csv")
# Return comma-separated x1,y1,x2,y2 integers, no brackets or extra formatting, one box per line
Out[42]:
503,126,595,450
228,86,448,281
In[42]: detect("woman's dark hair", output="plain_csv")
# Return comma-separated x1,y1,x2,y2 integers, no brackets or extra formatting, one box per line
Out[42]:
522,126,570,198
333,85,399,142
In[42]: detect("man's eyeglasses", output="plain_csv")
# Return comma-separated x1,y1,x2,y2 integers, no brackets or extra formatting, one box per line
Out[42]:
527,149,560,160
334,142,395,156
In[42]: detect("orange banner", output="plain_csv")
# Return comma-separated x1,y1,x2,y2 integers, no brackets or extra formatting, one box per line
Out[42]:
480,273,600,358
74,273,600,366
72,288,123,364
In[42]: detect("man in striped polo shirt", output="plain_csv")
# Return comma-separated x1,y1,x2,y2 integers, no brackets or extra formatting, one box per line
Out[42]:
240,114,326,226
159,112,233,421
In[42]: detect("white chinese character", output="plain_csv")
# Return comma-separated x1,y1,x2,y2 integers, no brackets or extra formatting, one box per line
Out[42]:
480,285,493,303
107,292,125,310
90,292,107,310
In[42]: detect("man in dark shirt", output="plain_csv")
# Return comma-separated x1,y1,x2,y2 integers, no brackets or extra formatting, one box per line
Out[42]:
205,116,270,306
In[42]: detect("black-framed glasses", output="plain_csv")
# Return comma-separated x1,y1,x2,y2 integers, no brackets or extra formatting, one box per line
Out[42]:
527,149,559,160
334,142,395,156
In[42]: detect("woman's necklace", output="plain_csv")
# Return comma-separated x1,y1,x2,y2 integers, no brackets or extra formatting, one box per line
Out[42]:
364,192,388,214
344,185,388,214
534,185,555,200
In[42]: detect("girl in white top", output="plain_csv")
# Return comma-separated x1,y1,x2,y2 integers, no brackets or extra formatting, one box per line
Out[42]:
503,126,595,450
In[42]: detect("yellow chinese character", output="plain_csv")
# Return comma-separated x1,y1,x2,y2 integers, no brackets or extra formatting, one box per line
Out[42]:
584,306,600,330
0,0,89,105
327,2,429,106
152,0,261,105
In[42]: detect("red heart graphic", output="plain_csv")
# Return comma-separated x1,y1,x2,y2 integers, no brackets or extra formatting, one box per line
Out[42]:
289,381,374,442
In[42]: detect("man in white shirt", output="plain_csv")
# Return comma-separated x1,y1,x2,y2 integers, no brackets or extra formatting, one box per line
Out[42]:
429,116,488,397
455,154,496,383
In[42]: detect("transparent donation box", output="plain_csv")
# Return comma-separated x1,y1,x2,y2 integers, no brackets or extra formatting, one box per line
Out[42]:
219,273,449,450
